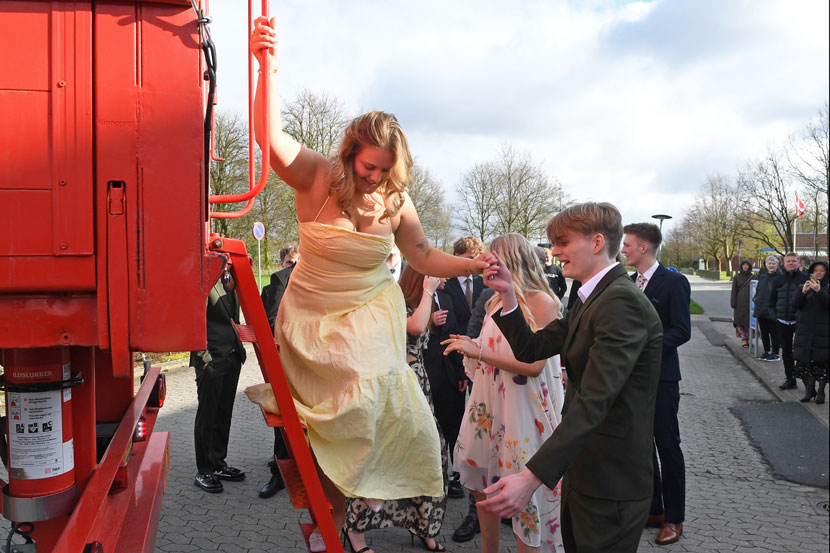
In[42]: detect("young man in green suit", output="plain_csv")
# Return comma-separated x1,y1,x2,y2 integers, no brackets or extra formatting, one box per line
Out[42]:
477,202,663,552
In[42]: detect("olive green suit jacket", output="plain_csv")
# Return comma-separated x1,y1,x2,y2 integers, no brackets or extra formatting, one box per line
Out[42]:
494,263,663,501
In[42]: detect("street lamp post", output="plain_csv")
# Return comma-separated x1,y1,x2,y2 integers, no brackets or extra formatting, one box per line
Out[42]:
652,214,672,263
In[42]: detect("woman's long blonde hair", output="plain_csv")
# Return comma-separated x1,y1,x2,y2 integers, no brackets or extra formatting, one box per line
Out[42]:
486,233,561,331
328,111,412,221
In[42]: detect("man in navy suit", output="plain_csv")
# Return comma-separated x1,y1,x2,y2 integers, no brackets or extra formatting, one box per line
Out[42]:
443,236,487,543
622,223,691,545
443,236,486,334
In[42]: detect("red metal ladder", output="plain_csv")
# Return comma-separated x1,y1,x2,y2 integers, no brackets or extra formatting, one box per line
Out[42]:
212,235,344,553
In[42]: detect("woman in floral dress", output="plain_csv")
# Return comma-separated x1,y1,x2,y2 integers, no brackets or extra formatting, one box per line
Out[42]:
444,233,565,553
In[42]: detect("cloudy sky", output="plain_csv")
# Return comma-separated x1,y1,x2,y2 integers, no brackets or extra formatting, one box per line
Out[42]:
208,0,829,236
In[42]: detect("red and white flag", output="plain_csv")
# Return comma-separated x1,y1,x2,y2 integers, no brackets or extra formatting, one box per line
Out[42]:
795,194,805,218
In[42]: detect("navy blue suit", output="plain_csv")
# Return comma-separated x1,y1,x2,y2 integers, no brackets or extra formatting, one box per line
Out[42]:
443,275,484,334
633,264,691,524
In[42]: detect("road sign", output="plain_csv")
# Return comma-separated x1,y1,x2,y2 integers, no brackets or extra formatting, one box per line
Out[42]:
760,247,775,252
252,222,265,241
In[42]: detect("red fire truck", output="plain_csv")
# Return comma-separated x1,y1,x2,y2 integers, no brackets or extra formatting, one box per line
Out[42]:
0,1,340,551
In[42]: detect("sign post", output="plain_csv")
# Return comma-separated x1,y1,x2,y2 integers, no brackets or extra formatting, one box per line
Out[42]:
749,280,758,357
252,222,265,292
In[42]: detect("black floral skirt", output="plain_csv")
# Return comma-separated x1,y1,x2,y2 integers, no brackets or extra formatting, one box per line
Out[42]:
794,360,829,380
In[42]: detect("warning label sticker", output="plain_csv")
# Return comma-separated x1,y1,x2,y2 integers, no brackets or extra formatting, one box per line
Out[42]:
7,390,69,480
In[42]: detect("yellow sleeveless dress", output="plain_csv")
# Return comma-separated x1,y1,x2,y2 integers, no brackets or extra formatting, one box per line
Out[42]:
275,221,443,499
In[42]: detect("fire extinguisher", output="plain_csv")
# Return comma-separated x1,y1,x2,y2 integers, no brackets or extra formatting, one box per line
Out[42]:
2,347,79,520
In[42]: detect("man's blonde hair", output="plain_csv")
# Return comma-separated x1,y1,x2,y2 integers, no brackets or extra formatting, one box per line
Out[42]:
547,202,623,259
452,236,484,257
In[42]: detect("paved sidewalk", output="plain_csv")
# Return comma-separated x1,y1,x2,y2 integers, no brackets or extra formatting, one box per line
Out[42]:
1,308,827,551
146,318,829,552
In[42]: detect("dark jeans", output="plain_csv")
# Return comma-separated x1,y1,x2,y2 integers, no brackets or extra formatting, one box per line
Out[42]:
194,360,241,475
757,317,779,354
777,321,797,380
650,381,685,523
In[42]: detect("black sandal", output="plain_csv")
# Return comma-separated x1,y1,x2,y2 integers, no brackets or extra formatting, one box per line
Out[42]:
412,534,445,552
342,528,373,553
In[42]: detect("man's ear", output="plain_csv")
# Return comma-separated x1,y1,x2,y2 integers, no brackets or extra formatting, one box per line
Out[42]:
592,233,606,254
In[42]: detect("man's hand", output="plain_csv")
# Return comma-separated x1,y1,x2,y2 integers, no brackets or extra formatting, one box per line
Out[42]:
483,252,518,312
477,469,543,518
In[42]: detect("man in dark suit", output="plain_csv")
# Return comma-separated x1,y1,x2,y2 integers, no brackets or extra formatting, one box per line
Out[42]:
422,280,466,498
622,222,691,545
477,202,663,553
191,265,248,493
256,245,299,498
443,236,485,334
444,236,487,542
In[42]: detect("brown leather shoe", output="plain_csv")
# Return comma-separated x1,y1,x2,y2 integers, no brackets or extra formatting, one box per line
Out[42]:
656,522,683,545
645,514,665,528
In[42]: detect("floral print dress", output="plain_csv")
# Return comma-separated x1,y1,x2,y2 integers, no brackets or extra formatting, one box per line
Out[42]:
454,305,565,550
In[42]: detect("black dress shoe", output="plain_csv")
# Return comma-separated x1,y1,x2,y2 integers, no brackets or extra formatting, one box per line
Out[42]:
259,474,286,498
194,473,224,493
452,513,480,542
213,466,246,482
447,479,465,498
779,379,797,390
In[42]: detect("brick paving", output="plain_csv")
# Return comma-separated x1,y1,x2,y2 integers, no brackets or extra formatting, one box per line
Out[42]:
2,277,828,551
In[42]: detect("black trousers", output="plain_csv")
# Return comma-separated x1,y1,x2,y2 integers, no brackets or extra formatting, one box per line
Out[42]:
777,322,797,380
561,484,650,553
650,381,685,523
758,317,779,354
269,428,290,475
194,360,242,475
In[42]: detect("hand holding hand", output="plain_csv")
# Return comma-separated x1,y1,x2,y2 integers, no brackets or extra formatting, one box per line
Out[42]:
467,253,494,276
482,252,513,293
441,334,480,359
250,17,278,69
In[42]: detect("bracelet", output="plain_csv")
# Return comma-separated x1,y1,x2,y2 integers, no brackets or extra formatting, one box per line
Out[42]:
423,289,434,297
257,69,279,74
465,261,473,277
477,346,483,363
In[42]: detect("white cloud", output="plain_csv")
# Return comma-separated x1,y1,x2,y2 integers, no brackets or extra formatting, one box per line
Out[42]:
208,0,828,235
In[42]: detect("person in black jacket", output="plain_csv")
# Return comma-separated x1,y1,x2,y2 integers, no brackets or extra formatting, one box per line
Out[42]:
191,266,248,493
542,247,568,300
769,252,809,390
793,261,829,404
753,256,782,361
731,260,754,347
256,245,298,498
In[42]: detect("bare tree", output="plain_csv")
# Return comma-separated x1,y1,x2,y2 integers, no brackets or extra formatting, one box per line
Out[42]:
209,111,250,238
407,163,452,250
456,161,500,241
737,147,799,253
788,102,829,254
661,219,699,269
455,144,568,242
281,88,348,157
685,174,744,273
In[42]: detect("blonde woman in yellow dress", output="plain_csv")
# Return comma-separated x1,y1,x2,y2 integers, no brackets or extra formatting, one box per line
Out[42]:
250,17,490,551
